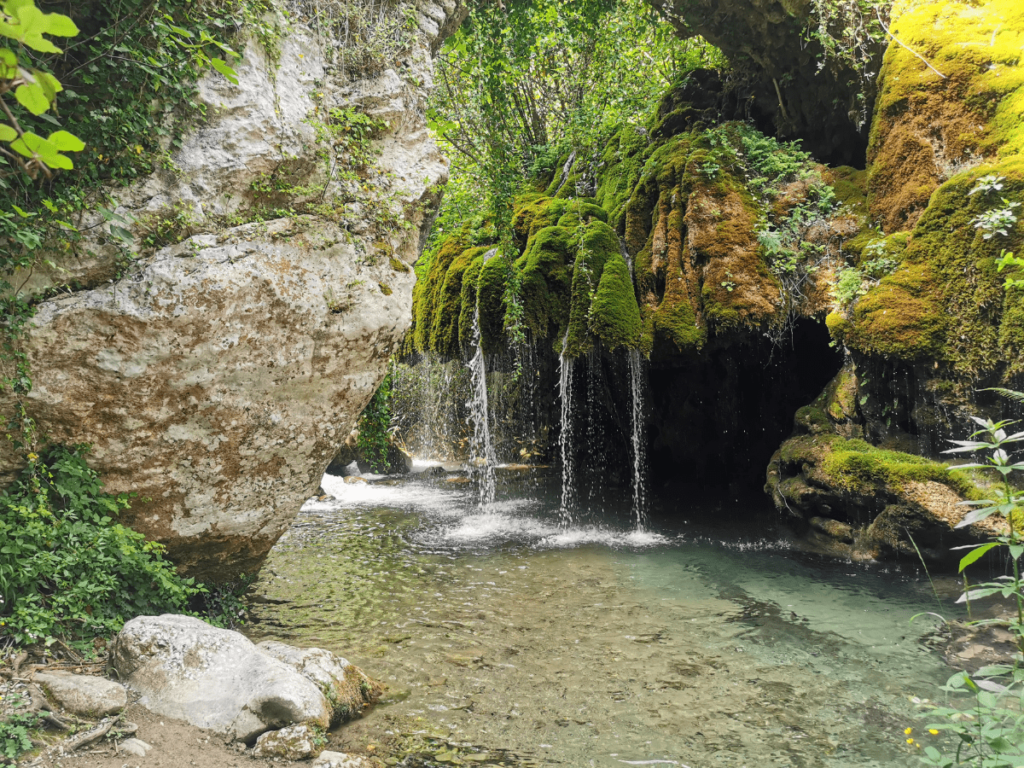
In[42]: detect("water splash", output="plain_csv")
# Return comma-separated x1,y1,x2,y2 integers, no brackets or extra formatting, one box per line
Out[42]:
468,310,497,506
628,348,649,530
558,342,576,524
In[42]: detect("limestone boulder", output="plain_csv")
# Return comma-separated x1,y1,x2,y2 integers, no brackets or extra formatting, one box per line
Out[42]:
253,724,323,760
314,753,381,768
0,0,467,582
33,671,126,718
111,615,330,742
257,641,383,726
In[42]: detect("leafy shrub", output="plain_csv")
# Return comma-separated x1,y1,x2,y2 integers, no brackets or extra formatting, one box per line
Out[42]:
357,370,394,473
0,704,39,763
0,445,202,649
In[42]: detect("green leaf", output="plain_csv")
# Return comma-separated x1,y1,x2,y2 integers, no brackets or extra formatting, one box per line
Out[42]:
0,123,16,142
959,541,1000,572
210,57,238,85
46,130,84,152
15,81,50,114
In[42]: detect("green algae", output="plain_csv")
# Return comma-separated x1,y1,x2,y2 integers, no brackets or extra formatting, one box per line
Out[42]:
591,253,642,351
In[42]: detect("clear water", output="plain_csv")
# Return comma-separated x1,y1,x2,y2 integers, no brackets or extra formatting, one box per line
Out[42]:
247,468,962,767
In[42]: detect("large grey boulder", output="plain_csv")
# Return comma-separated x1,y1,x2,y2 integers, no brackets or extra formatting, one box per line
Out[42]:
257,641,382,726
33,671,126,718
111,615,330,742
0,0,467,582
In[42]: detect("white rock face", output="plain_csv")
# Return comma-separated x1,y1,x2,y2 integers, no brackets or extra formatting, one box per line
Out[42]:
111,615,331,742
0,0,466,578
33,671,127,718
257,640,381,725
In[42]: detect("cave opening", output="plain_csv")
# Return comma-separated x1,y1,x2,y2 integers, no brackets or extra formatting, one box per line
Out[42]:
646,318,843,498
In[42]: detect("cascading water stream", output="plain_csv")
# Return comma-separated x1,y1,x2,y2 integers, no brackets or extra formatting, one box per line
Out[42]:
468,308,497,506
557,338,576,526
627,348,648,530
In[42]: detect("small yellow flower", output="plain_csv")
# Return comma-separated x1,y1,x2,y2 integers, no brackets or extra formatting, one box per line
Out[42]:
298,53,304,58
27,452,38,461
907,738,914,745
929,729,939,735
904,728,912,735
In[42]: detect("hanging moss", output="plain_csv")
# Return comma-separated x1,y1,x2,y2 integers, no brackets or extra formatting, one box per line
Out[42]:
429,245,491,358
594,125,654,232
478,253,509,353
591,253,642,351
457,255,485,352
413,234,468,353
845,262,947,360
564,256,596,358
515,225,574,341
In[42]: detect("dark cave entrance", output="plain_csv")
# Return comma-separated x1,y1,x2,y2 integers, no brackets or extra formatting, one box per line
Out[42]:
646,318,843,496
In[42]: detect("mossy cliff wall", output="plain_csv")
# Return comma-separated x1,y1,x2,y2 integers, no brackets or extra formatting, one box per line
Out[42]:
410,88,847,368
768,0,1024,560
824,0,1024,442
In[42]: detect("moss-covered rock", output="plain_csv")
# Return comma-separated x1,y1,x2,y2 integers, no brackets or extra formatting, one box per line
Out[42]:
591,254,642,351
868,0,1024,232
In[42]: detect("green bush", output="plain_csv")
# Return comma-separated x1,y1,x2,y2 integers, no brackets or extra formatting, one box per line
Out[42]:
357,371,394,473
0,445,202,649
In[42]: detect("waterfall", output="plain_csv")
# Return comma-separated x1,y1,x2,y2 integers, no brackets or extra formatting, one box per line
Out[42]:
558,342,576,525
468,309,497,506
627,349,648,530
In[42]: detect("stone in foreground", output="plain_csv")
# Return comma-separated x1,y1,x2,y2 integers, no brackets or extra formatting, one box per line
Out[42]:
118,738,153,757
253,724,322,760
313,752,381,768
257,641,383,726
111,615,330,742
33,671,127,718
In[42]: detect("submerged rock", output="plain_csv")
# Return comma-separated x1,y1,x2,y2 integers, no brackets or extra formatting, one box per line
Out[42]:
33,671,126,718
111,615,331,742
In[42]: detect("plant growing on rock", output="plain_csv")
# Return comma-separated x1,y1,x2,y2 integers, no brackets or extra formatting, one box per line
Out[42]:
915,397,1024,766
973,200,1021,241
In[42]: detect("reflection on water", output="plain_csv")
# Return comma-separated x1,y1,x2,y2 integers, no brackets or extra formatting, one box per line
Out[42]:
247,467,961,767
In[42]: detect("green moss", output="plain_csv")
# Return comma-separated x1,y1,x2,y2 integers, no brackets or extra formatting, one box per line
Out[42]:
1000,285,1024,376
821,438,981,500
594,125,654,232
564,255,596,358
863,165,1023,373
847,262,947,360
556,201,608,229
429,245,490,358
515,225,573,341
591,253,642,351
413,234,468,353
827,166,869,217
478,253,509,353
457,255,484,352
868,0,1024,230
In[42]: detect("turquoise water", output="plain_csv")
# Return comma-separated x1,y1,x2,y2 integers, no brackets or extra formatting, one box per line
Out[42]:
247,467,962,767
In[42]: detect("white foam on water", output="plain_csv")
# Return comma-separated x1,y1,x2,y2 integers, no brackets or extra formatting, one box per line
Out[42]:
312,474,468,515
540,527,669,549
